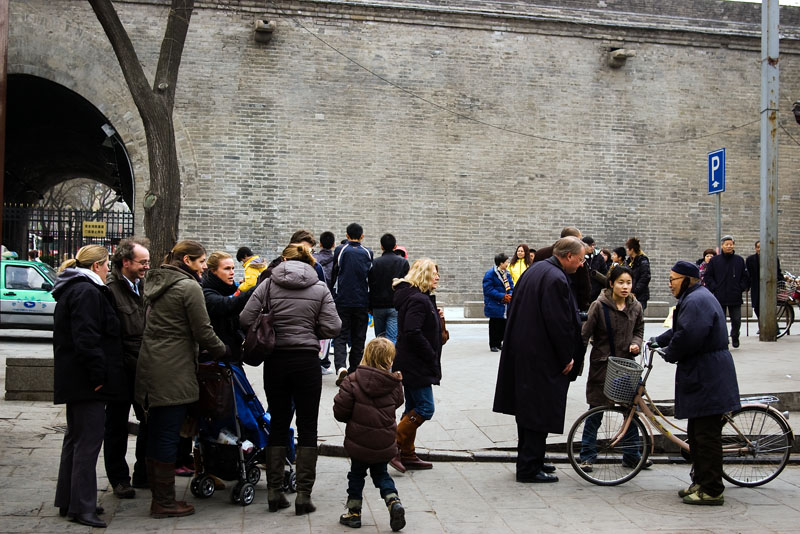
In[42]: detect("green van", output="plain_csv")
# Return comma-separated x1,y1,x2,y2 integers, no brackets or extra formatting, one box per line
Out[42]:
0,259,58,330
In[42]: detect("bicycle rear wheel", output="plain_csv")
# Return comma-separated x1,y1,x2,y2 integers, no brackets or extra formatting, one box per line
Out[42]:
776,302,794,339
721,405,792,487
567,406,649,486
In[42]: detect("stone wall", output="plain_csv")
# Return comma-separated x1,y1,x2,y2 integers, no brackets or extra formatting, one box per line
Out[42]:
9,0,800,304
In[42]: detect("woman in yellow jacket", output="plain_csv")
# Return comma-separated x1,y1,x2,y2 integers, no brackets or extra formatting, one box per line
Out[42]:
507,244,531,285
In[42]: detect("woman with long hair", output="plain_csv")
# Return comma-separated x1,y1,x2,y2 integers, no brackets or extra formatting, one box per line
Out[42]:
389,258,443,472
578,266,646,472
240,244,341,515
508,244,531,285
53,245,123,528
136,240,226,519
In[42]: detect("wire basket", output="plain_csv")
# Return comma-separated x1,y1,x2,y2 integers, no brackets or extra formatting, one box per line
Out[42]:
604,357,644,404
777,280,790,303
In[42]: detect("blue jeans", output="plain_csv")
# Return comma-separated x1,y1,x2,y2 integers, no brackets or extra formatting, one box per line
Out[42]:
372,307,398,343
347,459,397,500
403,385,435,420
146,404,189,463
579,406,642,465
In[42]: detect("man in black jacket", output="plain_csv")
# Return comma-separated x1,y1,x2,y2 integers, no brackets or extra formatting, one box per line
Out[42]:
105,237,150,496
704,235,750,348
369,233,409,343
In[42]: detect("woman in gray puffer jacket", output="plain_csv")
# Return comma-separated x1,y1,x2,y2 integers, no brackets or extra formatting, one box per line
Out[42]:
240,244,341,515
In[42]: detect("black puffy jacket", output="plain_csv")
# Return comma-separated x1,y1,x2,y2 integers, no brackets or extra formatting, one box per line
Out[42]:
392,282,442,389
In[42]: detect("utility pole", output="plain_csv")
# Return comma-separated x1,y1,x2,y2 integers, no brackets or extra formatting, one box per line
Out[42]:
0,0,8,241
759,0,779,342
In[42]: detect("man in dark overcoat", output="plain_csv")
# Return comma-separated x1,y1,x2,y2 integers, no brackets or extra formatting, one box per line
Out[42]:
493,236,586,483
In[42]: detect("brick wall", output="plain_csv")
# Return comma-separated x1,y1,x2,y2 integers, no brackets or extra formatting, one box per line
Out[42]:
9,0,800,304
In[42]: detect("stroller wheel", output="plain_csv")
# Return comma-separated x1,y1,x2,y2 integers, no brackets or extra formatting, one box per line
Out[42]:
232,482,255,506
283,468,297,493
246,465,261,485
193,475,215,499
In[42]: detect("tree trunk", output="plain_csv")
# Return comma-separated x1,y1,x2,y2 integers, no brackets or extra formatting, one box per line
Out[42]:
88,0,193,263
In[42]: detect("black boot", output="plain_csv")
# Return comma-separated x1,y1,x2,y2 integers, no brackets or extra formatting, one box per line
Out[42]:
266,446,290,512
294,446,318,515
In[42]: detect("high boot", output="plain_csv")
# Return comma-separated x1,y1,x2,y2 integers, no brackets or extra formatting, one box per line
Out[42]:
266,446,290,512
294,446,318,515
398,410,432,470
149,459,195,519
389,413,413,473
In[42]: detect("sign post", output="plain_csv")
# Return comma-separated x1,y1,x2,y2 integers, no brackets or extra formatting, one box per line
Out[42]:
708,148,725,247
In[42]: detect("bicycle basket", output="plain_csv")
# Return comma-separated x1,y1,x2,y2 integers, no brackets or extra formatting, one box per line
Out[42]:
604,357,644,404
777,280,790,303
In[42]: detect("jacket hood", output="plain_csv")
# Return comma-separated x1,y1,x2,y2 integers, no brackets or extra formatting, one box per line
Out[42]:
392,281,419,308
315,249,334,266
270,260,319,290
244,256,268,268
354,365,402,398
52,268,98,300
202,270,237,296
144,265,195,302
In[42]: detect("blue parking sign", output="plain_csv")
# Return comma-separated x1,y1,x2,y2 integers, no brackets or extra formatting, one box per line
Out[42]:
708,148,725,194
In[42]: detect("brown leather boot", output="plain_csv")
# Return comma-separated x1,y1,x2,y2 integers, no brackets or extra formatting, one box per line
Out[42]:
389,413,413,473
149,459,195,519
294,447,318,515
399,410,433,470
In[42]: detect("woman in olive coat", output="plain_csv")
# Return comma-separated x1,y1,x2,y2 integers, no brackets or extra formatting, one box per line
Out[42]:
136,240,226,519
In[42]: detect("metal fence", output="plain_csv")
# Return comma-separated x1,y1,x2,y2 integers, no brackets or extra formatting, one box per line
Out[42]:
2,204,134,267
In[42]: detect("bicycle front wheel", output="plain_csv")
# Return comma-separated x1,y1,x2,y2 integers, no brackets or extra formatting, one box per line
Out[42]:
721,405,792,487
776,302,794,339
567,406,650,486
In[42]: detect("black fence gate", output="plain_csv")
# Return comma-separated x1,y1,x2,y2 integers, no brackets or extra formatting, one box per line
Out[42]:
2,204,134,267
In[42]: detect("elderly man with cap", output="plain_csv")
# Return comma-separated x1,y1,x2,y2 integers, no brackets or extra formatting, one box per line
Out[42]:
652,260,740,506
702,235,750,347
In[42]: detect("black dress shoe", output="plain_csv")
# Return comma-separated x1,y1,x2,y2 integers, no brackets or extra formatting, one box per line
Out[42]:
516,471,559,483
541,463,556,474
490,347,500,353
60,506,104,517
71,513,107,528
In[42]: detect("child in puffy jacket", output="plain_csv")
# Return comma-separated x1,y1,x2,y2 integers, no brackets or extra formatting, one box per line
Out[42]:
333,337,406,531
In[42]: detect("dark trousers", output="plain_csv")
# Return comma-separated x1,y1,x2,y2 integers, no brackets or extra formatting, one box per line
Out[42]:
579,405,642,464
333,306,369,373
516,424,547,479
104,372,148,486
720,304,742,341
347,459,397,501
55,401,106,514
687,414,725,497
145,404,188,463
265,350,321,447
488,317,506,349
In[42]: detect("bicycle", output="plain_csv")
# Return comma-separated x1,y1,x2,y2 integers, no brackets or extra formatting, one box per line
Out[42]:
776,274,797,338
567,343,794,486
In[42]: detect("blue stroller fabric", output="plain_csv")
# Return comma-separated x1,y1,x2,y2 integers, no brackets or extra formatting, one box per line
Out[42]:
230,363,269,449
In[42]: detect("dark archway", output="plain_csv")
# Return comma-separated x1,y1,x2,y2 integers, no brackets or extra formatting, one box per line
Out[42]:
4,74,134,208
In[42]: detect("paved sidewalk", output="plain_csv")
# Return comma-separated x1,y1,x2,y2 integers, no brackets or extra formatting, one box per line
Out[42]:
1,321,799,532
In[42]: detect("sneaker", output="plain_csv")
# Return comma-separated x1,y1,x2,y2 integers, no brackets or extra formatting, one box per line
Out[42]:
340,509,362,528
386,497,406,532
112,482,136,499
622,458,653,469
579,462,594,473
678,483,700,498
682,490,724,506
321,366,334,375
336,368,348,386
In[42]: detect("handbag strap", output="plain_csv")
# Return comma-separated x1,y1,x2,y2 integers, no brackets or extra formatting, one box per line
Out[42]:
601,303,616,358
261,278,272,314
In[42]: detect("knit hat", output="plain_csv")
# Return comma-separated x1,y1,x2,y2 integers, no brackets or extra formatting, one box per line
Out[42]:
720,235,734,243
671,260,700,279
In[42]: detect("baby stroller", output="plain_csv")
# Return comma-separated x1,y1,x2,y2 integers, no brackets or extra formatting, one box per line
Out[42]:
190,361,296,506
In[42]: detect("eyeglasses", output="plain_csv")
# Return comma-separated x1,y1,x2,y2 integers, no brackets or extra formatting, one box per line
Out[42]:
669,276,684,284
133,259,150,267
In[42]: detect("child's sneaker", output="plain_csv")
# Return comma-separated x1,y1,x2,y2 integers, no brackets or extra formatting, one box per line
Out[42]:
385,494,406,532
339,499,362,529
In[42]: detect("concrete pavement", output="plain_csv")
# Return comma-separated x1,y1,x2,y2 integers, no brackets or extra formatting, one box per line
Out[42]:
1,316,799,532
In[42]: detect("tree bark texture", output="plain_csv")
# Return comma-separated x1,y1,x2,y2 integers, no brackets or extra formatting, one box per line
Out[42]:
88,0,194,263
